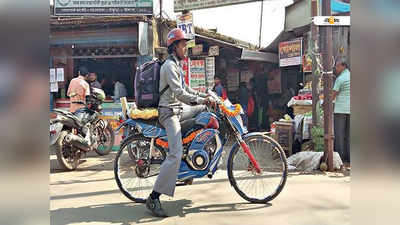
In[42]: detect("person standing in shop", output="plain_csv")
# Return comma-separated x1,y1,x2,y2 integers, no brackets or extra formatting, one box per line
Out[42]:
213,75,227,99
88,72,102,89
112,76,127,102
67,66,90,113
333,60,351,164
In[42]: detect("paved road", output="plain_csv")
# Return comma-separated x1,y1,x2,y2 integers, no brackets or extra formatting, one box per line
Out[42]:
50,151,350,225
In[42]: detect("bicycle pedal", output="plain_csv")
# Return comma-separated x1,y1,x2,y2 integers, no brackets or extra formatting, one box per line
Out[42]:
184,178,193,185
176,178,193,186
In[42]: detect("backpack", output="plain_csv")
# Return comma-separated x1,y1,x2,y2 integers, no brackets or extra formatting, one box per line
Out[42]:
134,58,169,108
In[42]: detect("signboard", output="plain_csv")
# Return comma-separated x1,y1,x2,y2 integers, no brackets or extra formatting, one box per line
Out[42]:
205,57,215,88
56,68,64,82
279,39,302,67
303,54,312,72
313,16,351,26
267,69,282,94
54,0,153,16
177,12,195,48
208,45,219,56
192,44,203,55
190,60,206,93
50,82,59,93
174,0,260,12
181,57,190,86
50,68,56,83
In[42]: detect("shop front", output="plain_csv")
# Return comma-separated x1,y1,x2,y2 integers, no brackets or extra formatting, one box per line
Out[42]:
49,17,151,149
49,19,144,106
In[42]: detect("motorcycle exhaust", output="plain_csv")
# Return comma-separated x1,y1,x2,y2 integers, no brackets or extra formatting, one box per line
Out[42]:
65,133,90,152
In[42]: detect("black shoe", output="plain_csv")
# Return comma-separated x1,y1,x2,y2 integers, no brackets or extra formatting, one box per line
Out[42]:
146,196,167,217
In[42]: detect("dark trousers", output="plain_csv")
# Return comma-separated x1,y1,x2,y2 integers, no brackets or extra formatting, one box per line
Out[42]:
334,113,350,163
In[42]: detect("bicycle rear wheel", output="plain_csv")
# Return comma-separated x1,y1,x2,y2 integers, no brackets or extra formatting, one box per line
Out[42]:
114,135,165,203
227,134,287,203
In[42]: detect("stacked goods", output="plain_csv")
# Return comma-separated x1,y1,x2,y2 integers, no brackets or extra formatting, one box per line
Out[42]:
311,125,324,152
293,93,312,100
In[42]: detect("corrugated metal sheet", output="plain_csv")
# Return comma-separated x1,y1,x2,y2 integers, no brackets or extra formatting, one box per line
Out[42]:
285,0,311,32
50,27,138,46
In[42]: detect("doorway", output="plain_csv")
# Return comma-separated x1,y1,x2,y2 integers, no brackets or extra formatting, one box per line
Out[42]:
74,57,136,99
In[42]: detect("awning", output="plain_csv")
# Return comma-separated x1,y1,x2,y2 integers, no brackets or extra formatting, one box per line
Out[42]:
240,49,278,63
195,34,244,50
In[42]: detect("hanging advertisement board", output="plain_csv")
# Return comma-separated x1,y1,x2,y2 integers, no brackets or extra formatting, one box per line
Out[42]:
279,38,302,67
177,12,195,48
190,60,206,93
181,57,190,86
205,57,215,88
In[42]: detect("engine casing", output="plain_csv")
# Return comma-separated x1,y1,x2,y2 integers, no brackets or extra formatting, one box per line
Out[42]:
186,129,221,171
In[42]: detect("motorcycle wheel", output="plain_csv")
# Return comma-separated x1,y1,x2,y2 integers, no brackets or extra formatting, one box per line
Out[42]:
55,131,80,171
95,122,115,156
114,135,166,203
227,134,287,204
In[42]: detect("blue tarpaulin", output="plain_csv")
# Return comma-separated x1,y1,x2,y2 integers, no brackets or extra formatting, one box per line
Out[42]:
320,0,351,13
332,0,350,13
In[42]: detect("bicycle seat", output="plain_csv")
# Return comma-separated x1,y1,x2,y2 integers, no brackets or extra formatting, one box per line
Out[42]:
180,118,197,136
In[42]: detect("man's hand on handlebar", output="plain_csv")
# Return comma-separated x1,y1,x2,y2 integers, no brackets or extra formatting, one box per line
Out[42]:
204,96,217,110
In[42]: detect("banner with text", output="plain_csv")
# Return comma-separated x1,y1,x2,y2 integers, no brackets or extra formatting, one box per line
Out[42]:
177,12,195,48
54,0,153,16
205,57,215,88
279,38,302,67
190,60,206,93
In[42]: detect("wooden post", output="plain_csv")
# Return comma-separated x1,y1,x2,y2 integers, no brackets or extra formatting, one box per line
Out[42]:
321,0,334,171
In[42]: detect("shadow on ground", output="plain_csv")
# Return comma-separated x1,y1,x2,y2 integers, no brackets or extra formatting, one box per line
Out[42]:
50,200,270,225
50,149,117,173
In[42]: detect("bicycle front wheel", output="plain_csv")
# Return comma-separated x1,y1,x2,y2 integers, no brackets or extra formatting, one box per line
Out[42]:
227,134,287,204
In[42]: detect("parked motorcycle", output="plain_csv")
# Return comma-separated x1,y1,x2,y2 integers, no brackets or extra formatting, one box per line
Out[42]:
50,88,115,171
114,90,287,204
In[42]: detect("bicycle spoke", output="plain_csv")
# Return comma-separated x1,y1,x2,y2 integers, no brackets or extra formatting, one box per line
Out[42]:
115,137,165,201
231,136,287,202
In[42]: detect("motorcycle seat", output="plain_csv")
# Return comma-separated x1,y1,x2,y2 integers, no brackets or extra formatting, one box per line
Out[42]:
54,109,82,125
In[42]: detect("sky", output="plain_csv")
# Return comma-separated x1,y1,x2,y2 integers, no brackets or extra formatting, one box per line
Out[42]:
155,0,293,48
50,0,293,48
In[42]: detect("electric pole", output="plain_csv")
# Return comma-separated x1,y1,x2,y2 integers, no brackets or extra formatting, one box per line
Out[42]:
311,0,319,126
259,0,264,48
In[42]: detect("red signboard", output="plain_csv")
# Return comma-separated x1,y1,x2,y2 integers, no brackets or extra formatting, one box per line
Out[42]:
181,57,190,85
